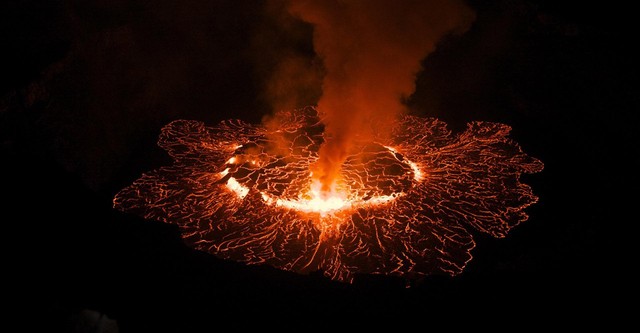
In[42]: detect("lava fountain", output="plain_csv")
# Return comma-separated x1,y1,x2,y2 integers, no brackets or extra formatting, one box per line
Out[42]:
114,107,543,282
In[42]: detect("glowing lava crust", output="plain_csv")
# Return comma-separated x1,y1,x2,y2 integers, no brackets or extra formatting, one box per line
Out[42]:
114,107,543,282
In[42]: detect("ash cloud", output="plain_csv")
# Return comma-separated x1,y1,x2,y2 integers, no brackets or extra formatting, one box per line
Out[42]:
279,0,476,190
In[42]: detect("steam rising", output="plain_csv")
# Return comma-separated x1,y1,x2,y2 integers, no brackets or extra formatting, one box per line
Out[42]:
283,0,475,191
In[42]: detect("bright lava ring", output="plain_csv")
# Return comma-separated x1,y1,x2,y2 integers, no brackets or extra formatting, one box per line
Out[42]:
222,144,421,216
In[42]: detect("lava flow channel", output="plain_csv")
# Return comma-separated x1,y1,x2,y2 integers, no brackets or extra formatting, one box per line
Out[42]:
114,107,543,282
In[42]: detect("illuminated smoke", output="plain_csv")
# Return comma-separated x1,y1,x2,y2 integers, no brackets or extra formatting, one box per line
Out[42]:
285,0,475,191
114,107,543,282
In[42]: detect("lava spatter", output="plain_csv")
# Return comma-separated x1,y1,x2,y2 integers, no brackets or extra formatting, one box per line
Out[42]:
114,107,543,282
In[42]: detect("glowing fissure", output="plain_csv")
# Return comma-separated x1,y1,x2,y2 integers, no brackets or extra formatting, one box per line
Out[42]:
114,107,543,282
273,186,350,215
257,181,400,215
386,145,423,181
225,177,248,199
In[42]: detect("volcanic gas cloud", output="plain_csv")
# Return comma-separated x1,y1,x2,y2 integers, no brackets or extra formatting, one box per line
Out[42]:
286,0,475,193
114,0,543,282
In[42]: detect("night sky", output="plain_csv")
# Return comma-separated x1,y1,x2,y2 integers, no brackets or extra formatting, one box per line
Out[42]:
2,0,633,331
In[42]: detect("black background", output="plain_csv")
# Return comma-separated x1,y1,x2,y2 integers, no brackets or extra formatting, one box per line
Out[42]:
2,0,634,330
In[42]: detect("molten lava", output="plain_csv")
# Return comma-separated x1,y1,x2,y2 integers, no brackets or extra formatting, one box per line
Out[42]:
114,107,543,282
271,180,351,214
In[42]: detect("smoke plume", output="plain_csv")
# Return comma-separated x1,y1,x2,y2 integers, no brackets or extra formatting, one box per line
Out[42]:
284,0,475,191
